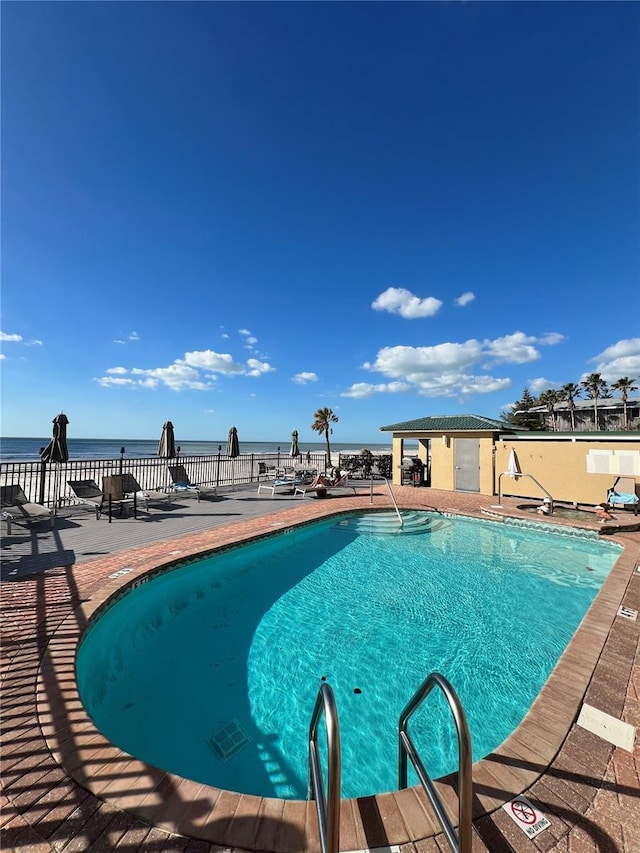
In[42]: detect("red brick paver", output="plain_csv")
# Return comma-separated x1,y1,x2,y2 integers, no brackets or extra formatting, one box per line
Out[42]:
2,487,639,852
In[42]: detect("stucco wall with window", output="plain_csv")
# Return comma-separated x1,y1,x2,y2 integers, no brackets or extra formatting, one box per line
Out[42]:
391,432,640,506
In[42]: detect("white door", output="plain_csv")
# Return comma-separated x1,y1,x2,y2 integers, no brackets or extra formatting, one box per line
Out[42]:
454,439,480,492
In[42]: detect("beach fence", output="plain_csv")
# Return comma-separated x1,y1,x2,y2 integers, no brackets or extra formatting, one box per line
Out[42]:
0,451,330,509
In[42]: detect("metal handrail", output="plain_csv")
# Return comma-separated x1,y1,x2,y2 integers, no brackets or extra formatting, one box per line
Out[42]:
308,683,341,853
496,471,553,510
370,476,404,527
399,672,473,853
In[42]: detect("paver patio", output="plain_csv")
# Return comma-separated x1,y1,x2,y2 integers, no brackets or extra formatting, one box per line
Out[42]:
1,483,638,852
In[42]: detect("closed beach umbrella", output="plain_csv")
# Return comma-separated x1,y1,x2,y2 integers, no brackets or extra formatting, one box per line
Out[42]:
227,426,240,458
227,425,240,489
39,413,70,507
507,448,521,479
40,413,70,463
290,429,299,458
158,420,176,458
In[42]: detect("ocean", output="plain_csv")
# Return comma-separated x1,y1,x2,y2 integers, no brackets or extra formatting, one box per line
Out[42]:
0,437,392,463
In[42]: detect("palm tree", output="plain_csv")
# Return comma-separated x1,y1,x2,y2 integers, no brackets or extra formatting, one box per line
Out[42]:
611,377,638,429
538,389,561,431
559,382,581,431
581,373,609,430
311,407,339,467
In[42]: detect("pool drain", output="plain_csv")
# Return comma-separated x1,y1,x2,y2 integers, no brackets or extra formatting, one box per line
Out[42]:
207,719,252,762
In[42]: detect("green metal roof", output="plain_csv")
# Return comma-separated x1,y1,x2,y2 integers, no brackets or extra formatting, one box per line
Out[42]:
379,414,519,433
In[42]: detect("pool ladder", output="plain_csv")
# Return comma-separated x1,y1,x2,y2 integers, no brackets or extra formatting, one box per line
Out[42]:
307,672,473,853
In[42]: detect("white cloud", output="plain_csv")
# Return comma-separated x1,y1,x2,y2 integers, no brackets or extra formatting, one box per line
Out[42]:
483,331,564,364
538,332,564,346
239,328,252,336
95,346,276,392
371,287,443,319
0,331,42,352
341,381,411,398
0,353,5,360
114,331,139,344
528,377,561,394
292,372,318,384
358,331,563,399
454,291,475,307
245,358,275,377
131,364,212,390
590,338,640,381
181,350,245,374
95,376,135,387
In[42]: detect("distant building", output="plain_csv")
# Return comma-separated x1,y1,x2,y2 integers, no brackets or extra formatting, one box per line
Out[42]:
525,397,640,432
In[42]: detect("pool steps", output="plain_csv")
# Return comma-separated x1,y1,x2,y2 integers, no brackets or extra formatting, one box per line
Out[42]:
333,510,443,535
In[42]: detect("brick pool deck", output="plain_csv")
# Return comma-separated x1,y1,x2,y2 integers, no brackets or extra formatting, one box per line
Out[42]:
1,484,638,852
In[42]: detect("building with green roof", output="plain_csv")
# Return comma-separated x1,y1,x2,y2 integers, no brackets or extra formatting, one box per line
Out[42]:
378,413,639,505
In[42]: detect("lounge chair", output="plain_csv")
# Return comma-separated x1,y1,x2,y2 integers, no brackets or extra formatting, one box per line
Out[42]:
118,473,174,512
168,465,218,501
257,476,301,497
68,479,106,520
1,484,55,534
607,477,639,515
294,472,356,498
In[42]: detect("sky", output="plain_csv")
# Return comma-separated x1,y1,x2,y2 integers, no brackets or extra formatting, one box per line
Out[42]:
1,1,639,445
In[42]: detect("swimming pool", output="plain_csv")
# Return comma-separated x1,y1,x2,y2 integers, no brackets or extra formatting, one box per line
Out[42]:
76,510,620,800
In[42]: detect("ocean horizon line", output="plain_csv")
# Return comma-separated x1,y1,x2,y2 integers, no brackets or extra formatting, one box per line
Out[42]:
0,436,393,463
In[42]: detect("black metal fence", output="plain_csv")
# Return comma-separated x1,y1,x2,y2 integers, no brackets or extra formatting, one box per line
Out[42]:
0,451,329,508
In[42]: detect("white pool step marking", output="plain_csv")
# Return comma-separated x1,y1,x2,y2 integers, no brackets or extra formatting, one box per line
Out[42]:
344,847,400,853
577,704,636,751
617,605,638,621
108,567,134,579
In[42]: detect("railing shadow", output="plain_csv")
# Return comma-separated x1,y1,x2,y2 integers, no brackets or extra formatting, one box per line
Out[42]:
1,565,244,850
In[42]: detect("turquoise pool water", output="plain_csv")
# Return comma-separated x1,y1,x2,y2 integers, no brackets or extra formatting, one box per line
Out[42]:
77,511,620,800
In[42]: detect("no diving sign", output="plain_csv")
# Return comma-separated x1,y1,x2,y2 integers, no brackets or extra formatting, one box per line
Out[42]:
502,796,551,839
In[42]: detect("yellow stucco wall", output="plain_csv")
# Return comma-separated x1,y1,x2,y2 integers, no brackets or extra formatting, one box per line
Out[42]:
390,433,640,506
495,438,640,505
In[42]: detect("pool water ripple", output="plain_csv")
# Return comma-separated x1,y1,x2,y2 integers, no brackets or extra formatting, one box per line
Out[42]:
77,511,620,800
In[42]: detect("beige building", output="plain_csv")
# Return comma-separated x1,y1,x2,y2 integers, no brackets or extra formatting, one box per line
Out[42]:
380,414,640,507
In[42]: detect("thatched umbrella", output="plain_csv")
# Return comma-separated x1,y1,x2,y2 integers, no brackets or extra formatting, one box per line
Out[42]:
290,429,299,458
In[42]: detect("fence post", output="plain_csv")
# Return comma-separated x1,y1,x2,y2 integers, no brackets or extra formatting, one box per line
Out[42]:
38,457,46,506
216,446,221,488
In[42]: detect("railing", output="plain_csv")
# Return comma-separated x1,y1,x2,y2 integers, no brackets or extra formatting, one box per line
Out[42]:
399,672,473,853
496,471,553,510
371,476,404,527
308,682,341,853
0,452,328,508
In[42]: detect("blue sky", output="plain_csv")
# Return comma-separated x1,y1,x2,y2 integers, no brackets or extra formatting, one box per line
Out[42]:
2,2,639,444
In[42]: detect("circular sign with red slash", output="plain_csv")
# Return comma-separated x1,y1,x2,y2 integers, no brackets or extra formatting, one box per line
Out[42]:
510,798,536,825
502,795,551,838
